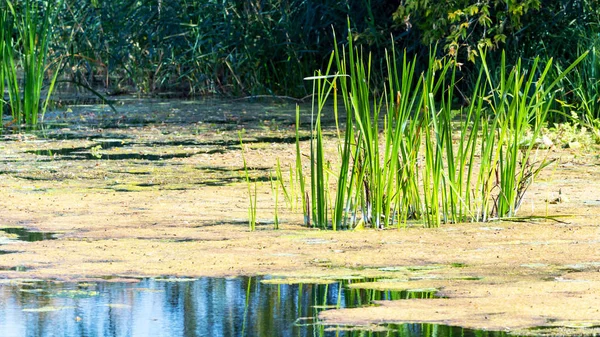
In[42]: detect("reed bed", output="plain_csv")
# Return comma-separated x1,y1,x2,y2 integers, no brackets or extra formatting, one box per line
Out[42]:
284,32,587,230
0,0,63,129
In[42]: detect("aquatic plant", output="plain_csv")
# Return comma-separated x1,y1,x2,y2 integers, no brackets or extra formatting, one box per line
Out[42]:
1,0,64,128
269,171,280,230
239,132,257,231
551,36,600,141
292,27,587,229
274,158,295,212
295,106,309,226
0,7,6,126
304,56,338,229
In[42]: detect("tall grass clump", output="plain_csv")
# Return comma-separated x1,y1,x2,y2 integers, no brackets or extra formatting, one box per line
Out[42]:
293,29,587,230
1,0,64,128
303,53,338,229
552,36,600,134
56,0,404,97
476,49,588,219
0,7,7,126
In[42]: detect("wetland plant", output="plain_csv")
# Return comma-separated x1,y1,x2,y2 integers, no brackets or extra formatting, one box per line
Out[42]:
0,7,6,123
554,38,600,139
295,105,309,226
304,67,336,230
291,32,587,229
0,0,64,128
275,158,293,212
269,171,280,230
239,132,257,231
476,49,588,219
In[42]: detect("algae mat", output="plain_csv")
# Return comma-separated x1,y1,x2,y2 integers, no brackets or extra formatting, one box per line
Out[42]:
1,99,600,335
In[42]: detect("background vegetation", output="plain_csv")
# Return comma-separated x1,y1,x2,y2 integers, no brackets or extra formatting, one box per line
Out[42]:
1,0,600,122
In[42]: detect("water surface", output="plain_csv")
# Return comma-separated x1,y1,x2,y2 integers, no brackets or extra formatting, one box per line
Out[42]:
0,277,506,337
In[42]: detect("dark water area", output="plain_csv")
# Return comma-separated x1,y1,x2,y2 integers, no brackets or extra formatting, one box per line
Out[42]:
0,228,56,242
0,277,507,337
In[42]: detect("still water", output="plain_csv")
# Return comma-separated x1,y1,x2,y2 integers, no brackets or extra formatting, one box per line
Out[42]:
0,277,505,337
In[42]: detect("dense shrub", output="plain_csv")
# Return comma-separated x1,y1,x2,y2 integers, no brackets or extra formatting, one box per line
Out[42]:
10,0,600,102
57,0,403,96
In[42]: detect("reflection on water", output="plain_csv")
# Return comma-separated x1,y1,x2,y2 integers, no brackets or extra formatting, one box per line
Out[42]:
0,277,505,337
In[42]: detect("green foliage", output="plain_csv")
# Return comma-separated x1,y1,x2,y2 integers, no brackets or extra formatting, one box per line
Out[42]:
0,8,6,124
1,0,64,128
291,29,585,230
394,0,600,64
57,0,402,97
552,35,600,124
394,0,542,61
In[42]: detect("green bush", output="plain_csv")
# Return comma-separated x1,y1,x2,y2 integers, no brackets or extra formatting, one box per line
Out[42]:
393,0,600,62
57,0,403,97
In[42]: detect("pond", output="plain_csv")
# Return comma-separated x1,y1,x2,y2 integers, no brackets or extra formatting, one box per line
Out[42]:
0,276,505,337
2,97,599,335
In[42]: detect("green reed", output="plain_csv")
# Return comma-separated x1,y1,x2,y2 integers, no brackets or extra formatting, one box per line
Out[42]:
301,52,339,229
554,38,600,132
1,0,64,128
0,7,6,126
275,159,293,211
269,171,280,230
477,49,588,219
239,132,257,231
284,30,587,229
295,105,309,226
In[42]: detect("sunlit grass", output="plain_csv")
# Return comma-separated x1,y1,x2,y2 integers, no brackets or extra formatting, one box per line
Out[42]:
282,31,587,230
239,131,257,231
1,0,64,128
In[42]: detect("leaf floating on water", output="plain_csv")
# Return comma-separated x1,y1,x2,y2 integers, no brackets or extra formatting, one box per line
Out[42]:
406,288,439,293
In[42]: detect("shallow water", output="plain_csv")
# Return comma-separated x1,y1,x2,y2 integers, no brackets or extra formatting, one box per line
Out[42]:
0,228,56,243
0,277,504,337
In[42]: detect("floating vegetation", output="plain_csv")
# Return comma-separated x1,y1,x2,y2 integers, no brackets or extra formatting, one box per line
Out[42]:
48,289,99,299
